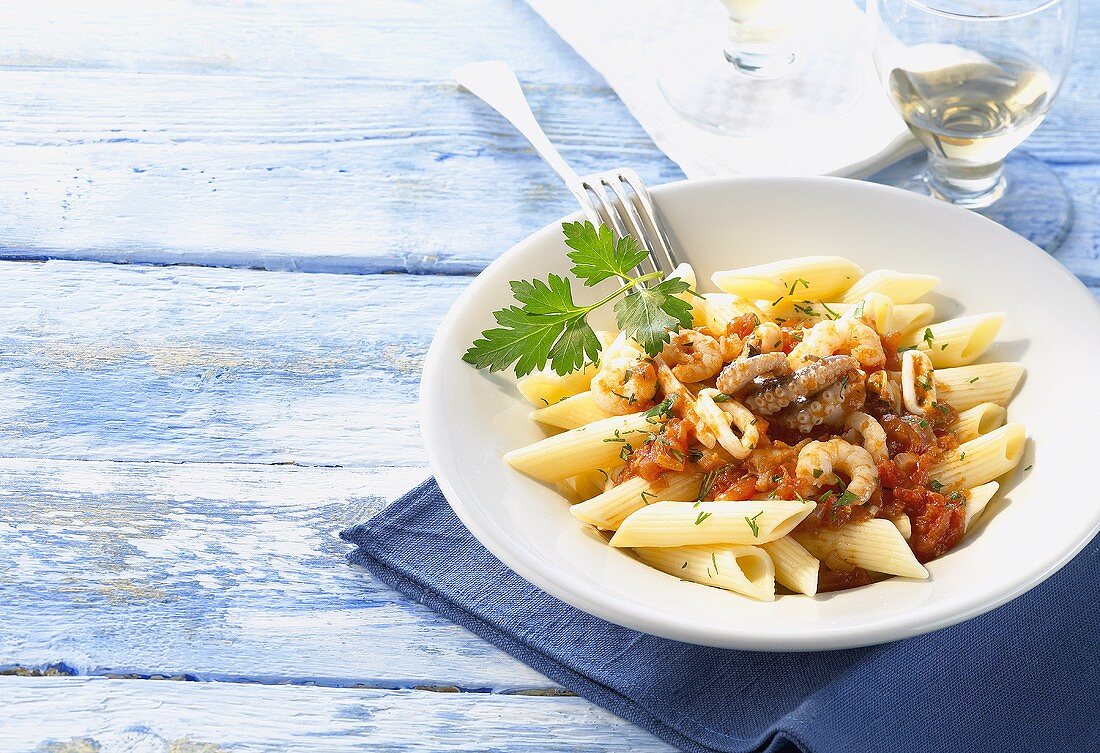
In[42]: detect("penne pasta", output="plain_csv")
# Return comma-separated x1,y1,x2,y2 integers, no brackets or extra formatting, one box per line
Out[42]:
899,313,1005,368
965,481,1000,531
761,296,935,335
517,363,599,407
935,362,1024,411
890,514,912,540
505,413,660,483
530,391,616,430
570,473,702,530
700,293,769,332
951,402,1007,442
761,536,819,596
633,545,776,602
669,262,706,328
795,519,928,579
712,256,864,301
839,269,940,304
928,423,1026,489
609,500,815,547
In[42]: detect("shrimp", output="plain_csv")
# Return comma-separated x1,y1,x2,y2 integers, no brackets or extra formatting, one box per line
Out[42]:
796,437,879,505
590,356,658,415
901,349,937,416
867,369,902,414
715,352,790,396
788,318,885,370
843,411,889,463
660,329,723,382
740,322,785,357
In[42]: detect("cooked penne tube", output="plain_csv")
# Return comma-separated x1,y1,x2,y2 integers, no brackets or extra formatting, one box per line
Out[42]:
761,536,819,596
951,402,1007,442
965,481,999,530
570,473,702,530
504,413,659,483
761,296,934,335
935,362,1024,411
899,313,1005,368
701,293,769,332
669,262,705,328
517,364,599,407
795,519,928,579
927,423,1026,489
609,500,814,547
712,256,863,301
890,514,912,540
839,269,940,304
634,545,776,602
530,391,616,430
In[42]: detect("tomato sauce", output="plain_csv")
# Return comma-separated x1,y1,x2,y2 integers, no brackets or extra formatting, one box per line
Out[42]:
621,418,693,482
818,565,878,593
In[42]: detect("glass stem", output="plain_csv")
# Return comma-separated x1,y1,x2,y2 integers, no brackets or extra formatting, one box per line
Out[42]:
924,155,1007,209
724,17,795,79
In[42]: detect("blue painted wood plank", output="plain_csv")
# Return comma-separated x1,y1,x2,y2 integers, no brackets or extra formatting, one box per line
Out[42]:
0,459,554,690
0,261,468,465
0,676,677,753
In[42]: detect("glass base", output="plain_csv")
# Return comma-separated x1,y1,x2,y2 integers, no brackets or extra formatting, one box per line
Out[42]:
869,151,1073,252
655,5,866,136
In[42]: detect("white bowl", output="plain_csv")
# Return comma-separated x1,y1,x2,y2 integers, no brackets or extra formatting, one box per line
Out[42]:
420,176,1100,651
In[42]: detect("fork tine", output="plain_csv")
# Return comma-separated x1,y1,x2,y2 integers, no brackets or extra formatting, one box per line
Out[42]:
618,170,678,275
603,176,662,276
582,180,658,277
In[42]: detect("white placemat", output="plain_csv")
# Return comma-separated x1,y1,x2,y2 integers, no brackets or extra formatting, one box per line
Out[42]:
523,0,918,178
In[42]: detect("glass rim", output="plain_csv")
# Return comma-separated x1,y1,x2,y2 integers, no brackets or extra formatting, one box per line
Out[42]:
897,0,1069,21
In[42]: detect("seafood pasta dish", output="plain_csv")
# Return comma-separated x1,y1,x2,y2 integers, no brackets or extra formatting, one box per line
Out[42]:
463,222,1025,601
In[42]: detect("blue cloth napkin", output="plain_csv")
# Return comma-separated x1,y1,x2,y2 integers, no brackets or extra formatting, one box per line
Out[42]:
341,478,1100,753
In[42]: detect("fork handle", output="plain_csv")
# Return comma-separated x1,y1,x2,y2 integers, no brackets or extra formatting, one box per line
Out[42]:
453,61,587,199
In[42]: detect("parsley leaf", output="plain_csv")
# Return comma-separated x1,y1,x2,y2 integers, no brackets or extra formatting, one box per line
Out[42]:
614,277,693,355
464,222,687,377
563,221,648,286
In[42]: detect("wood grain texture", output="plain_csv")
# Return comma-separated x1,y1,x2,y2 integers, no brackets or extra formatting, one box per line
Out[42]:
0,458,556,690
0,676,675,753
0,1,1092,275
0,261,466,465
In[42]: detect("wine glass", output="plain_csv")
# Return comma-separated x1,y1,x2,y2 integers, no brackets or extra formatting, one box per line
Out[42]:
656,0,870,135
867,0,1078,250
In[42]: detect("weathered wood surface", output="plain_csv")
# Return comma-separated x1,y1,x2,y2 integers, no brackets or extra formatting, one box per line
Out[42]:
0,1,1093,276
0,261,464,465
0,676,677,753
0,458,552,690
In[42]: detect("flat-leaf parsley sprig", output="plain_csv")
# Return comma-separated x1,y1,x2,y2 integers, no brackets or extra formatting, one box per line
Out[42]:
463,221,693,377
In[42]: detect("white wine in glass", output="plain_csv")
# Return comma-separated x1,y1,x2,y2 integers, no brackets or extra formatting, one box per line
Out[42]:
868,0,1077,248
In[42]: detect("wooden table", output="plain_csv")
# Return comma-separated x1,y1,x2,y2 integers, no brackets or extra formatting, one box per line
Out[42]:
2,2,1096,750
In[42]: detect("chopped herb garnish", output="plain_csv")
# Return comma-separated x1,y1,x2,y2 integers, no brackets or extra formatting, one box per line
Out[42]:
812,468,823,479
919,419,929,428
602,429,627,443
819,490,835,505
929,480,944,492
771,295,785,307
923,328,935,347
597,468,610,482
819,301,840,320
897,345,918,353
1024,464,1033,471
959,452,966,461
968,376,980,384
941,343,949,351
932,401,950,414
853,300,866,318
697,470,720,502
712,393,731,403
640,490,656,505
539,397,550,406
694,511,713,525
834,490,859,507
682,561,688,569
619,444,634,462
711,552,720,574
645,396,675,421
745,511,763,538
917,376,933,390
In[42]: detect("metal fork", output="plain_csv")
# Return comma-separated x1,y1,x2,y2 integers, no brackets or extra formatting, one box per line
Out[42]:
454,61,679,278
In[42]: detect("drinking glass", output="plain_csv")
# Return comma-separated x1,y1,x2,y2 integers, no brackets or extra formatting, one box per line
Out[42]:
867,0,1078,249
657,0,869,135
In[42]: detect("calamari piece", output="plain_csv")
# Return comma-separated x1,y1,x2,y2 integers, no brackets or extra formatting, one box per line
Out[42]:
743,355,860,416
